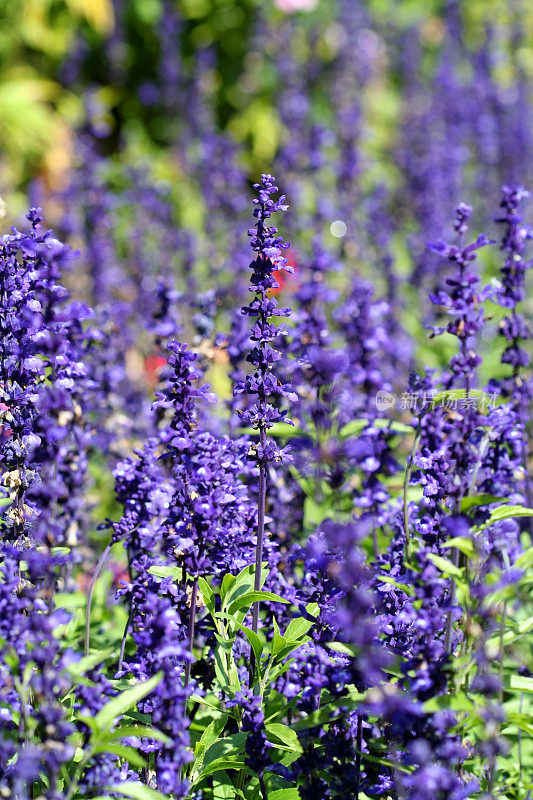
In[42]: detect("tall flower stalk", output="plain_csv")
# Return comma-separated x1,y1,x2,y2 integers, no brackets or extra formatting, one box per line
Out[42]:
235,174,295,634
424,203,493,652
491,186,533,532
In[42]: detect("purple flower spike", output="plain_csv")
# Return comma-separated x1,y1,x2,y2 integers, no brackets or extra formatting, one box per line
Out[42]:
235,175,295,637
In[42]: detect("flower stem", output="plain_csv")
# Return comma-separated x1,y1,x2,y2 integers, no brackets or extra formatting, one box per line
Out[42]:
118,610,133,672
252,430,267,636
444,545,460,655
85,543,111,656
184,576,199,690
403,424,421,563
258,773,268,800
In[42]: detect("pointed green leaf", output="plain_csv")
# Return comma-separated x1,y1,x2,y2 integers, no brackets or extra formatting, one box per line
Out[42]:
192,714,229,779
224,564,269,608
194,757,247,784
228,590,289,615
106,782,169,800
442,537,475,558
95,672,163,732
93,743,146,768
67,648,114,678
426,553,462,577
510,675,533,694
198,577,215,615
203,732,247,768
220,572,236,602
460,494,505,512
265,723,302,753
107,725,171,745
284,617,314,642
148,565,181,580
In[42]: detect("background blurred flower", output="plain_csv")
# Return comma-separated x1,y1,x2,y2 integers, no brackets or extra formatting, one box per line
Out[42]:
274,0,319,12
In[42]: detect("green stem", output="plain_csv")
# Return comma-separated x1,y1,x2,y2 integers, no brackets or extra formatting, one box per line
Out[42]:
444,511,461,656
118,611,133,672
403,424,421,562
184,576,199,690
84,543,111,656
258,773,268,800
498,603,507,707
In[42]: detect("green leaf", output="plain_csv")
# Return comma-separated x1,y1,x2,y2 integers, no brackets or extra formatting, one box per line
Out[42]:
220,618,263,673
50,546,71,557
339,419,369,439
214,641,239,693
426,553,462,577
510,675,533,694
76,714,100,733
506,712,533,737
198,577,215,615
305,602,320,618
265,422,303,438
442,537,475,558
360,750,412,774
213,774,247,799
483,504,533,527
195,715,229,757
239,422,307,438
194,756,247,785
515,547,533,571
292,695,363,731
93,743,146,768
327,642,359,656
423,691,475,714
460,494,505,512
107,725,171,745
227,590,289,615
431,389,489,406
189,694,223,713
223,564,269,607
266,658,296,685
303,494,334,528
220,572,236,602
268,790,301,800
265,723,302,754
66,648,114,678
106,782,169,800
148,565,181,580
376,576,415,595
340,418,414,440
54,591,86,609
269,619,308,662
192,714,229,779
203,732,247,767
272,640,309,663
373,419,414,434
284,617,314,641
271,621,286,658
94,672,163,732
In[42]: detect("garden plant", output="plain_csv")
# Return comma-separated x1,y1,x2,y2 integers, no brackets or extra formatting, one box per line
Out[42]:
0,1,532,799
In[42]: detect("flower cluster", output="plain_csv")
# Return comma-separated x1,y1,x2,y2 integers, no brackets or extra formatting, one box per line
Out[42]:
0,144,531,800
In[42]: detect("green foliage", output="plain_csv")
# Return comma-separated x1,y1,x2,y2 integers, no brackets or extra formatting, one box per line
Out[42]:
161,565,324,795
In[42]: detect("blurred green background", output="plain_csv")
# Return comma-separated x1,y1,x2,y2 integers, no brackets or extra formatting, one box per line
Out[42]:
2,0,533,213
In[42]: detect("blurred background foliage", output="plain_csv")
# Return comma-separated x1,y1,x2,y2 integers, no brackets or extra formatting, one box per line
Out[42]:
1,0,532,209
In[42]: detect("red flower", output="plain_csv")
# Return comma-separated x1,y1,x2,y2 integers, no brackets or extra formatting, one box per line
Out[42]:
271,249,297,295
144,352,167,388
